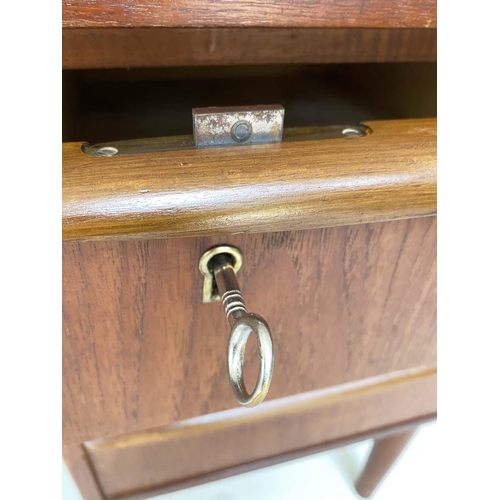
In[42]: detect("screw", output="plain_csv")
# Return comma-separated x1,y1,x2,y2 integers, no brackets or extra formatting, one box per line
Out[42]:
231,121,253,143
96,146,119,157
342,127,363,138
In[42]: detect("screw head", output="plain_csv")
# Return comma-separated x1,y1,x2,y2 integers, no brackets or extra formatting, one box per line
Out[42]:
96,146,119,157
342,127,363,138
231,121,253,143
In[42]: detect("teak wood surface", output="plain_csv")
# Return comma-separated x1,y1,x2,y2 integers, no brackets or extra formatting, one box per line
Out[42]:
62,0,436,28
62,118,437,242
63,217,436,446
83,369,436,500
62,28,437,69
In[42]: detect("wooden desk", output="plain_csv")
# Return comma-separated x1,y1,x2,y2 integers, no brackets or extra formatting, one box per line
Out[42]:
62,2,437,497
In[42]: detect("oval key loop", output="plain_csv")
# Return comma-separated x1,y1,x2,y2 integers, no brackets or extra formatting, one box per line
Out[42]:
199,246,274,407
227,313,274,407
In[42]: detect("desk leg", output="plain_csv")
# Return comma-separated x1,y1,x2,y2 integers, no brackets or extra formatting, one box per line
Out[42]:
355,428,417,497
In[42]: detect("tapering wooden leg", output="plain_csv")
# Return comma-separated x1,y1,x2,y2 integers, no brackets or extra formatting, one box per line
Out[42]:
354,428,417,498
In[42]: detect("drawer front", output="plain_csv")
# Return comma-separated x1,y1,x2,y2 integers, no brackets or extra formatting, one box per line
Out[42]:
84,369,435,499
63,216,436,446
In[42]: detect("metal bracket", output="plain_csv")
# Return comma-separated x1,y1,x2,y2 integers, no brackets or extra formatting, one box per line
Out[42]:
81,104,371,157
192,105,284,148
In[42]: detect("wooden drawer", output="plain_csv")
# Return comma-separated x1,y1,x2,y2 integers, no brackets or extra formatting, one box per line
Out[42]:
63,218,436,445
63,217,436,499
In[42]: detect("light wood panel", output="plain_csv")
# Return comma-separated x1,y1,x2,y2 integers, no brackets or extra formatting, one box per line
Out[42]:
63,217,436,446
62,28,437,70
62,119,436,242
62,0,436,28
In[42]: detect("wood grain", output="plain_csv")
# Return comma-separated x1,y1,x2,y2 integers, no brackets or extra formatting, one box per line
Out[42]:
62,119,437,242
62,28,437,69
62,217,436,446
62,0,436,28
355,428,417,497
84,369,435,500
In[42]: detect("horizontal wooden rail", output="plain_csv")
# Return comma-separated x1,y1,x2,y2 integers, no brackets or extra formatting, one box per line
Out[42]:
62,0,436,29
62,118,437,242
62,28,437,70
83,368,436,499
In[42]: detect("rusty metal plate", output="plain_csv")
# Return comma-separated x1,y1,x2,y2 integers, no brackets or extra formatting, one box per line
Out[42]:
192,105,285,148
81,124,371,157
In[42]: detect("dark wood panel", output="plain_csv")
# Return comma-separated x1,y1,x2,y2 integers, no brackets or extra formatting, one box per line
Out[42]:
62,0,436,28
62,28,437,69
63,217,436,445
84,369,436,499
62,119,437,242
62,68,437,146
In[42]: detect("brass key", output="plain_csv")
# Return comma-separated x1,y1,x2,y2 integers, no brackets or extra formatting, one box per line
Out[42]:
199,245,274,407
